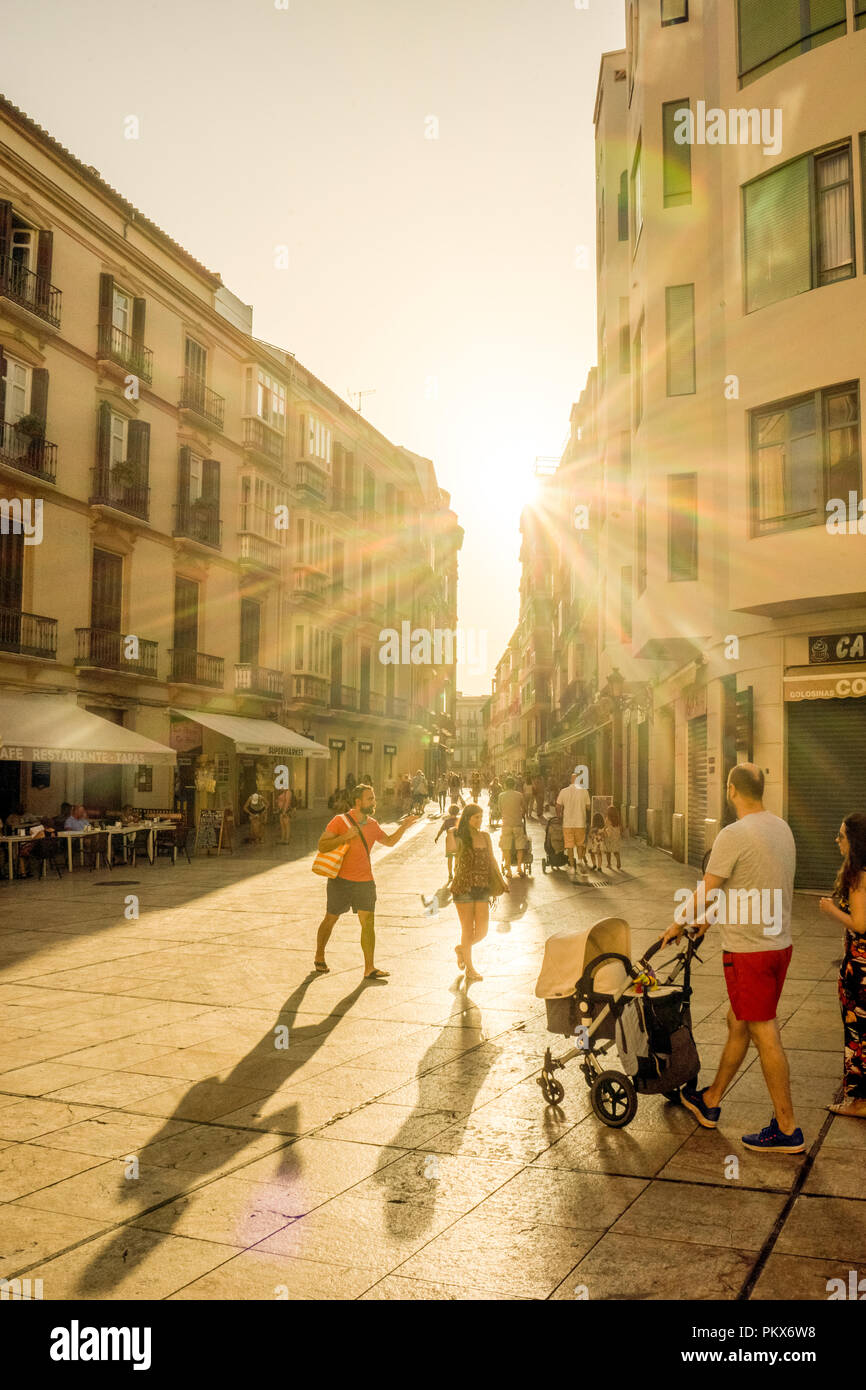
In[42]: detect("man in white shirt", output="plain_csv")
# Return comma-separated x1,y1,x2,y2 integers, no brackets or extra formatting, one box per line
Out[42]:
556,769,591,880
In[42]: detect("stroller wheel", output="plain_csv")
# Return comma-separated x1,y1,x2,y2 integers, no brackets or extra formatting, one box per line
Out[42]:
663,1089,682,1104
590,1070,637,1128
538,1071,565,1106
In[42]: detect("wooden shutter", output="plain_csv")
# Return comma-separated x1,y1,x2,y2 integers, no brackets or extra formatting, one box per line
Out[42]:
0,344,7,423
202,458,220,507
131,297,146,344
36,230,53,283
662,101,692,207
239,598,261,666
30,368,49,427
174,577,198,651
299,413,306,455
0,530,24,611
96,400,112,470
177,445,191,504
0,202,11,274
128,420,150,474
98,273,114,332
617,172,628,241
687,715,707,868
91,549,123,632
665,284,696,396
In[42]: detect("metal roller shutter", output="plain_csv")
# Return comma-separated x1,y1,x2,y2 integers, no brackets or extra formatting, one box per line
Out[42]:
687,715,707,868
787,699,866,890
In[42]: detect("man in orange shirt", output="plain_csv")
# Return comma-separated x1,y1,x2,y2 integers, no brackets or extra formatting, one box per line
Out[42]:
314,783,420,981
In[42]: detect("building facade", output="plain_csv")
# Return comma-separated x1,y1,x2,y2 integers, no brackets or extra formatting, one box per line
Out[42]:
454,693,488,774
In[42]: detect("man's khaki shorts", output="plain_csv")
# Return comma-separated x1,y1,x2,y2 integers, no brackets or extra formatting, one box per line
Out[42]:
500,826,528,856
563,826,586,850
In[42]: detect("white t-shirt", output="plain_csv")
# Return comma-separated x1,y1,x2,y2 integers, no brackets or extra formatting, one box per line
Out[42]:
705,811,795,953
556,784,590,829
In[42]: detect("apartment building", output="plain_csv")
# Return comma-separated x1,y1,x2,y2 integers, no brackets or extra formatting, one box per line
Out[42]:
0,94,459,829
544,1,866,888
487,637,522,777
454,693,487,773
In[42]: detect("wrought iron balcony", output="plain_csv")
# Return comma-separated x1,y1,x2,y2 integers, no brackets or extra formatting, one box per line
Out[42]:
295,461,327,501
366,690,385,716
75,628,158,676
386,695,408,719
290,673,329,705
178,374,225,430
239,532,282,572
0,420,57,484
169,649,224,687
331,684,358,711
235,663,282,697
243,418,284,466
0,255,61,327
90,465,150,520
97,324,153,383
174,500,222,549
292,565,328,598
0,606,57,659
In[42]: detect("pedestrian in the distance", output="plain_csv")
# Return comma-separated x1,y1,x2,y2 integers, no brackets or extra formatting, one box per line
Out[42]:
451,802,508,982
277,787,293,846
436,773,448,813
588,812,606,870
314,783,420,981
243,791,267,844
604,804,623,871
434,802,460,881
556,769,590,880
819,811,866,1117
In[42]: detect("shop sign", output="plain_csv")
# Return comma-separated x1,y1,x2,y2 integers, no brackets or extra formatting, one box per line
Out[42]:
384,744,397,755
785,672,866,701
809,632,866,664
170,721,203,753
359,741,373,754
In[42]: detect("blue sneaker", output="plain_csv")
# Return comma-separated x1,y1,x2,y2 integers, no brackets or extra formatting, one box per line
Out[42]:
680,1084,721,1129
741,1116,805,1154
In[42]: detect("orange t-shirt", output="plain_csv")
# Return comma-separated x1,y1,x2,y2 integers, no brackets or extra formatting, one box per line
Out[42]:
325,813,386,882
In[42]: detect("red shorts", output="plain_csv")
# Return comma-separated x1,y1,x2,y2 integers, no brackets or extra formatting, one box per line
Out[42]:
723,946,792,1022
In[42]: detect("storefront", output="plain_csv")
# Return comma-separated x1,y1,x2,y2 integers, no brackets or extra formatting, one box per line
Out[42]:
785,667,866,890
0,692,176,821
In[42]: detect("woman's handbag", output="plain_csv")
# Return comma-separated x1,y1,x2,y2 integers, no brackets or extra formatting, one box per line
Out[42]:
311,814,354,878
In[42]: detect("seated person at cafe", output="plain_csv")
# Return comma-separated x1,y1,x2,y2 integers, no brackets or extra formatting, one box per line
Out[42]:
64,805,91,831
54,802,72,830
6,804,40,832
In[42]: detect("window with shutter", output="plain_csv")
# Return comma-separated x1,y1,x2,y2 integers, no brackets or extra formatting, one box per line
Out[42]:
202,459,220,508
239,599,261,666
174,578,199,651
630,136,643,248
665,284,696,396
661,0,687,22
857,0,866,27
91,549,123,632
636,492,647,594
662,101,691,207
668,475,698,581
617,172,629,240
738,0,846,83
750,382,860,534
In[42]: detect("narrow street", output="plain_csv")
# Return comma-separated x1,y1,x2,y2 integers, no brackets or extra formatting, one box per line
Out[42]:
0,805,860,1301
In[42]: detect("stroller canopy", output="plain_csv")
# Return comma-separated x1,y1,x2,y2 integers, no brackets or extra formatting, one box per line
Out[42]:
535,918,631,999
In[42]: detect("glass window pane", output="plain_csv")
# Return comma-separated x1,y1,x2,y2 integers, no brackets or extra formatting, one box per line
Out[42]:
789,432,819,515
663,101,692,207
757,444,786,521
744,157,811,312
666,284,695,395
757,411,785,446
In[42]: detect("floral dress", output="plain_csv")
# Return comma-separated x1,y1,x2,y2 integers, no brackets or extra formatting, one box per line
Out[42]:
835,888,866,1102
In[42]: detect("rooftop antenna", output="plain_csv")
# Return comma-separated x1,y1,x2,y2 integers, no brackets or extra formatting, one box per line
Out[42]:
348,388,377,415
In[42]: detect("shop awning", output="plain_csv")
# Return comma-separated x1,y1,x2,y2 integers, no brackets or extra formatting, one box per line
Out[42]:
0,694,176,765
171,710,330,758
784,670,866,701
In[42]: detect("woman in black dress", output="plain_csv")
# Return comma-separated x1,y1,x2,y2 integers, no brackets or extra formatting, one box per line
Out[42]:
819,811,866,1117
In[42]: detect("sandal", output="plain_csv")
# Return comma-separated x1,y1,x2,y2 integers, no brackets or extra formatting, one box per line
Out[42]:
455,944,465,970
314,961,329,974
828,1102,866,1118
465,968,483,982
364,968,390,981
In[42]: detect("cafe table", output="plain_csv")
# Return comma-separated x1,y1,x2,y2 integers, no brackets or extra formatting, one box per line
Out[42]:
58,822,174,871
0,831,41,880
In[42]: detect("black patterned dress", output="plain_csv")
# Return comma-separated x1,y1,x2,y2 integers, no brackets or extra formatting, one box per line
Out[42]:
836,889,866,1101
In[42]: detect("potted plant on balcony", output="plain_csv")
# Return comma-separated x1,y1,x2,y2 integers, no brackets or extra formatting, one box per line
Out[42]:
14,413,45,467
110,460,139,489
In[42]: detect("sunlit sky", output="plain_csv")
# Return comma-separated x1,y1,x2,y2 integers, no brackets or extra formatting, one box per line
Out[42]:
3,0,625,695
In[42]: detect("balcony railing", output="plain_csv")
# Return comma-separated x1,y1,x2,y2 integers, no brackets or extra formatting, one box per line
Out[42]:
235,663,283,697
0,420,57,484
290,673,329,705
0,606,57,659
90,465,150,520
243,417,284,466
239,532,282,572
178,374,225,430
295,461,327,501
174,500,222,549
293,565,328,598
169,649,224,687
366,690,385,716
97,324,153,383
0,255,61,327
75,628,158,676
331,684,358,711
386,695,408,720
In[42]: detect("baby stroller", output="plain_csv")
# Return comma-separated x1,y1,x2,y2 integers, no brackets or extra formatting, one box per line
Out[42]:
534,916,702,1128
488,788,502,829
541,815,568,872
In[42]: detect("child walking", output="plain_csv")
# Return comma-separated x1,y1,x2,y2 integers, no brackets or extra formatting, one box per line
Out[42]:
435,803,460,881
604,805,623,871
588,812,606,870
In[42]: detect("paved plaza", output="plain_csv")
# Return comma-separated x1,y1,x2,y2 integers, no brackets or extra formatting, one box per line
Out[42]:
0,811,863,1302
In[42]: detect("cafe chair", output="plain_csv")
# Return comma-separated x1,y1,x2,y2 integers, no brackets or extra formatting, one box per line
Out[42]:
129,827,153,867
79,831,112,872
32,834,64,881
153,822,188,866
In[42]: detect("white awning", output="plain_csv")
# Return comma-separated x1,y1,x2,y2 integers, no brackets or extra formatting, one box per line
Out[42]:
171,709,330,759
0,694,176,765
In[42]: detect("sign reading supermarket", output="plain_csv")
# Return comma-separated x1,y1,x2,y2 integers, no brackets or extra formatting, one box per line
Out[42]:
808,631,866,664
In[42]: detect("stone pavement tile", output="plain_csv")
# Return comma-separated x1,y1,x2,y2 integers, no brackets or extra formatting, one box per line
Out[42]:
360,1273,521,1299
256,1189,460,1270
31,1112,194,1159
751,1252,866,1300
725,1070,837,1111
57,1041,181,1070
532,1112,693,1179
131,1174,299,1248
427,1105,576,1163
0,1099,106,1142
776,1195,866,1261
319,1102,460,1148
118,1079,272,1123
288,1070,407,1108
46,1071,184,1108
0,1203,106,1277
349,1150,522,1212
167,1249,375,1300
474,1166,647,1229
823,1114,866,1149
14,1157,212,1222
802,1150,866,1198
23,1225,233,1301
103,1049,244,1082
215,1093,322,1135
0,1143,105,1202
394,1211,602,1299
786,1048,847,1080
658,1127,806,1191
481,1075,594,1122
137,1122,288,1179
548,1232,754,1301
610,1180,786,1249
239,1137,407,1203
